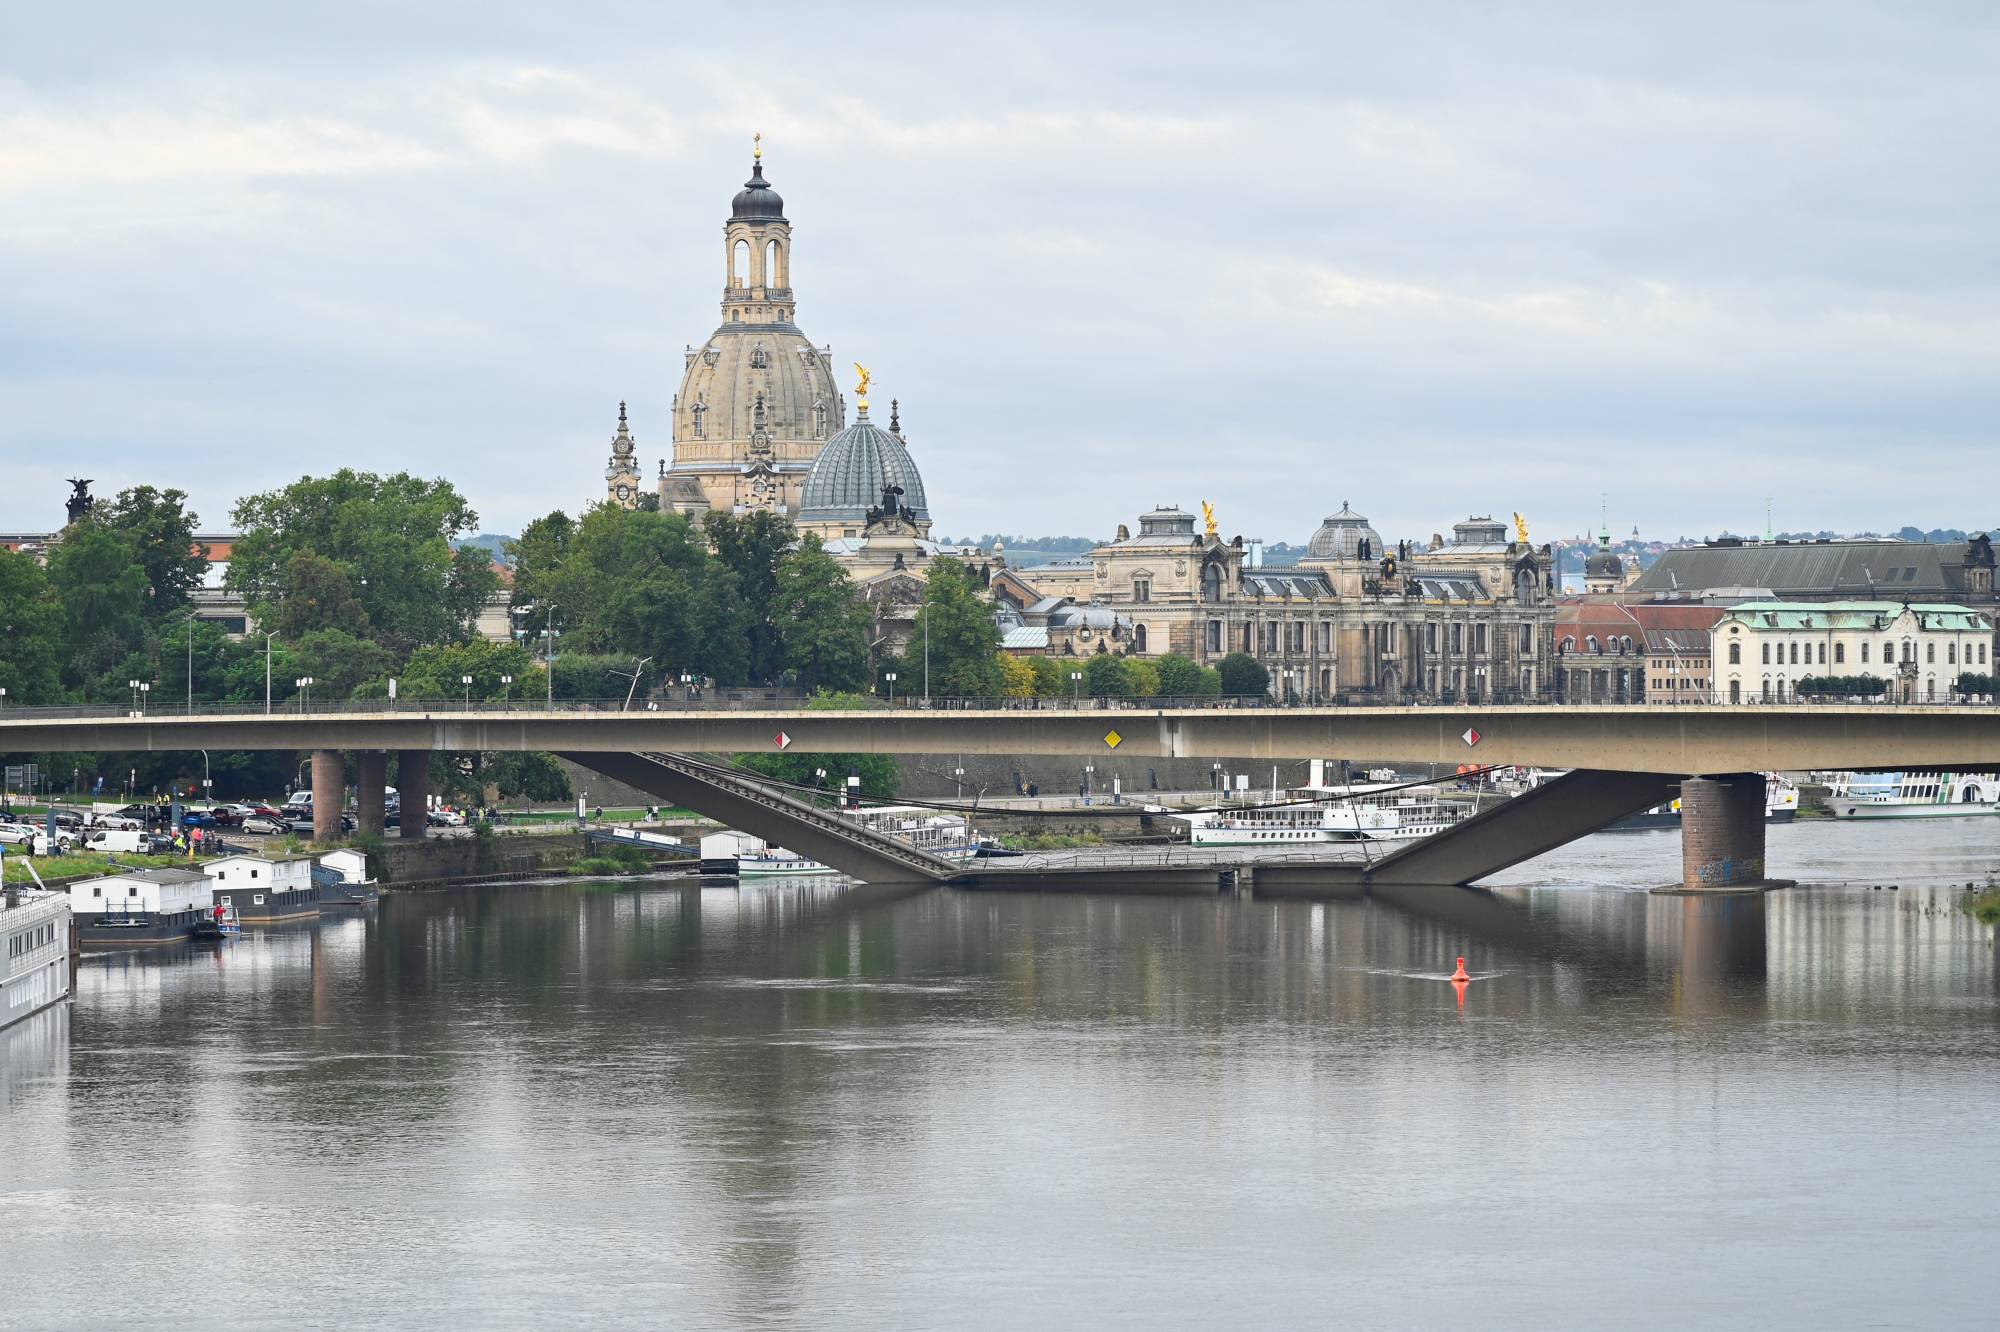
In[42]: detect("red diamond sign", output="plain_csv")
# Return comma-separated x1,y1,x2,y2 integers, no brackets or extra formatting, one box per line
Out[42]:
774,731,793,750
1461,727,1481,747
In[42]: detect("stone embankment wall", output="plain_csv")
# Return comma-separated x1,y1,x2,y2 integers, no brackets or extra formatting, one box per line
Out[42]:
378,831,588,884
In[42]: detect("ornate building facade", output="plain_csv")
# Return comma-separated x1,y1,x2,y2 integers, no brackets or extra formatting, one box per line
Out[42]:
657,142,848,518
996,505,1558,702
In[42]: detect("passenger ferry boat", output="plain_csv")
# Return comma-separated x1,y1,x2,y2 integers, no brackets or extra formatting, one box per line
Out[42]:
1825,771,2000,820
1611,774,1801,831
1182,785,1471,846
2,888,73,1031
700,808,983,878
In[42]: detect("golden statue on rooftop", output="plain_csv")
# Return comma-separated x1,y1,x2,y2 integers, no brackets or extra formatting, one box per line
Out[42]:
853,363,871,409
1513,511,1530,544
1201,500,1218,539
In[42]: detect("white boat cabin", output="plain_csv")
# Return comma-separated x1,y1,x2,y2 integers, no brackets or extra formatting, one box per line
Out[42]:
317,849,371,885
68,868,213,917
204,854,316,894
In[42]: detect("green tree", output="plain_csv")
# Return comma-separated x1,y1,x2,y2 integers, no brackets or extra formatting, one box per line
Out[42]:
0,549,64,704
1125,658,1161,699
705,510,795,682
228,470,497,651
1085,653,1134,698
774,534,871,691
46,524,149,689
1216,651,1270,698
1155,652,1205,698
1030,657,1068,699
99,485,209,614
397,639,544,701
291,629,398,699
272,551,371,639
911,558,1003,697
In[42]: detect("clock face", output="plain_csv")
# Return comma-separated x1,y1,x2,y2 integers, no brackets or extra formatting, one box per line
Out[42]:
616,484,631,500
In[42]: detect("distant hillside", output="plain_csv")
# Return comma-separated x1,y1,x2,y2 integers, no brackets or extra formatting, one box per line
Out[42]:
456,532,517,563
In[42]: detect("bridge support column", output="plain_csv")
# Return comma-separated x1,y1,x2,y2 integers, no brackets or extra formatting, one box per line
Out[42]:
1678,775,1767,891
397,750,429,840
356,752,387,837
311,749,343,844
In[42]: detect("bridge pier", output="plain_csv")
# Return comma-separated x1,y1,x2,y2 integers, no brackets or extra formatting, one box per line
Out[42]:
397,750,429,840
356,751,387,837
1675,775,1768,892
310,749,343,844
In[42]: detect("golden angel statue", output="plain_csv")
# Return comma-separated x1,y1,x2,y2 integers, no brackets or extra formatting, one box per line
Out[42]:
1513,511,1530,544
853,363,872,408
1201,500,1218,539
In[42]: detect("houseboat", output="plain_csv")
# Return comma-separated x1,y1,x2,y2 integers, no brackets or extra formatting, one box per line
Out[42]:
315,849,379,908
1825,771,2000,820
3,887,72,1030
1610,774,1802,831
67,867,216,945
204,853,321,922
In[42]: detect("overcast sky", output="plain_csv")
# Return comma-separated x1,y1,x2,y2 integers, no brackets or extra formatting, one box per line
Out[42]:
4,1,1996,548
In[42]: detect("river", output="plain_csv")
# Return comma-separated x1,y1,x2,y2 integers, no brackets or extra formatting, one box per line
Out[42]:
3,818,1996,1329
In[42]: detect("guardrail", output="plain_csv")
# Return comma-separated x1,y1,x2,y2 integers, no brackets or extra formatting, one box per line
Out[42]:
0,692,1994,722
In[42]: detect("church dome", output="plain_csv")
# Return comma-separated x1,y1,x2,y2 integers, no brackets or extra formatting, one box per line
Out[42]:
1307,502,1385,561
798,408,928,528
732,160,786,222
1586,546,1625,579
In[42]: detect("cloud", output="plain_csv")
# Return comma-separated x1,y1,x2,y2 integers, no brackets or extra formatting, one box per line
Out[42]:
1,2,1997,547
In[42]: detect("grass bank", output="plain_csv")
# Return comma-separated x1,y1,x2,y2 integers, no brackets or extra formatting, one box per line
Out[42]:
1963,873,2000,924
997,831,1106,851
3,851,210,885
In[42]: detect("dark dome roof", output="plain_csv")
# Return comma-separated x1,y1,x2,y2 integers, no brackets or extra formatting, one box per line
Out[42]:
731,160,786,222
799,409,927,525
1586,546,1625,578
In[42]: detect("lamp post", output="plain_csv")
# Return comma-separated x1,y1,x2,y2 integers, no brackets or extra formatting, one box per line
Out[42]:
884,671,898,706
1084,763,1095,801
679,671,693,704
500,674,514,703
1069,670,1083,703
295,676,314,712
461,675,474,708
923,612,930,705
618,657,652,712
128,679,151,715
0,686,6,717
261,630,279,714
185,612,199,713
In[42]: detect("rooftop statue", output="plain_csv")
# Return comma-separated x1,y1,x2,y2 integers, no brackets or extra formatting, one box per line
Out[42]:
1513,511,1531,544
852,363,871,409
1201,500,1218,539
65,478,95,525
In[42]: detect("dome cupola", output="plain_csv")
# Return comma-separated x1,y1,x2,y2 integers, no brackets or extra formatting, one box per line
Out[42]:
1306,502,1386,562
731,158,786,222
797,400,929,536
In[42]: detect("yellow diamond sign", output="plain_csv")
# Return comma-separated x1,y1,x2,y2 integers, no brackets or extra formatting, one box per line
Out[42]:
1104,730,1123,749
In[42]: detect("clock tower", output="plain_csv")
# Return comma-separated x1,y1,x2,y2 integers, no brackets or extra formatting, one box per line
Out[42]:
605,401,642,509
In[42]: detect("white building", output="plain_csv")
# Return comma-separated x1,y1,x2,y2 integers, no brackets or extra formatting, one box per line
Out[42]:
204,853,320,921
1712,601,1993,703
69,868,213,918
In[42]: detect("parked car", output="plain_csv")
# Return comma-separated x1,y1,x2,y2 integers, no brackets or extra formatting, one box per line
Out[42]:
142,833,178,854
241,803,283,819
0,825,73,854
427,809,467,828
242,815,288,835
89,814,143,832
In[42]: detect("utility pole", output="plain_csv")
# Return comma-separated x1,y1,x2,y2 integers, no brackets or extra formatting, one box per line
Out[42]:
923,611,931,704
186,613,197,714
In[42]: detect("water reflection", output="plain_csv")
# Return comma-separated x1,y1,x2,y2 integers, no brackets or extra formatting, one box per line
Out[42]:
1,825,1995,1328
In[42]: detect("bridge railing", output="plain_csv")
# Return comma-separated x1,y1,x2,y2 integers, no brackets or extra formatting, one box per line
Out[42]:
0,692,1994,721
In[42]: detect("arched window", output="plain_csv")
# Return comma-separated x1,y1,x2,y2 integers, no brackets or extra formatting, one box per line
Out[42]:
765,239,782,288
1728,642,1741,665
1947,642,1956,664
1586,635,1599,654
1861,641,1870,664
1817,643,1827,664
732,238,750,286
1201,562,1223,604
1834,642,1845,664
1133,624,1148,654
1789,642,1799,665
1927,641,1936,663
1761,676,1772,701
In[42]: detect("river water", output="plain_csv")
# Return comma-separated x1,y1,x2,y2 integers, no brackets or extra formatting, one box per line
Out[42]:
3,819,1996,1329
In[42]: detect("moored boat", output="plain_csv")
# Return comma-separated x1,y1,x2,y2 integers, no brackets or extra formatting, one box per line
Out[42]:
1825,771,2000,820
3,887,73,1030
1610,774,1801,831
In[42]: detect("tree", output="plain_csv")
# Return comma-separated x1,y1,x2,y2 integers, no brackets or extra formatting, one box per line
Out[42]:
774,535,872,692
911,558,1003,697
1030,657,1067,699
46,524,149,689
291,629,397,700
0,549,63,705
1125,658,1161,699
1155,652,1205,698
733,691,900,799
99,485,209,614
998,654,1038,698
397,639,544,701
1216,651,1270,698
1086,652,1134,698
228,470,498,651
705,510,796,682
272,551,371,639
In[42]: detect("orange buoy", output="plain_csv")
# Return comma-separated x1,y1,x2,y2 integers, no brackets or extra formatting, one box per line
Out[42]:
1450,957,1470,982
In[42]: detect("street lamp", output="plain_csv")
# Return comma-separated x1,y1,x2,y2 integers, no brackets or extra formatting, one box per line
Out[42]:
295,676,314,711
884,671,898,706
500,674,514,703
128,679,151,715
1069,670,1084,703
184,612,199,713
261,631,279,714
0,686,7,716
461,674,474,707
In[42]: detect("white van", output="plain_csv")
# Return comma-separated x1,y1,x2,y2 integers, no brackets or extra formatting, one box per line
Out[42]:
85,828,146,854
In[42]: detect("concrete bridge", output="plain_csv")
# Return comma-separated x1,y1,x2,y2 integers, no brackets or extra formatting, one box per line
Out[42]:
4,702,1994,894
